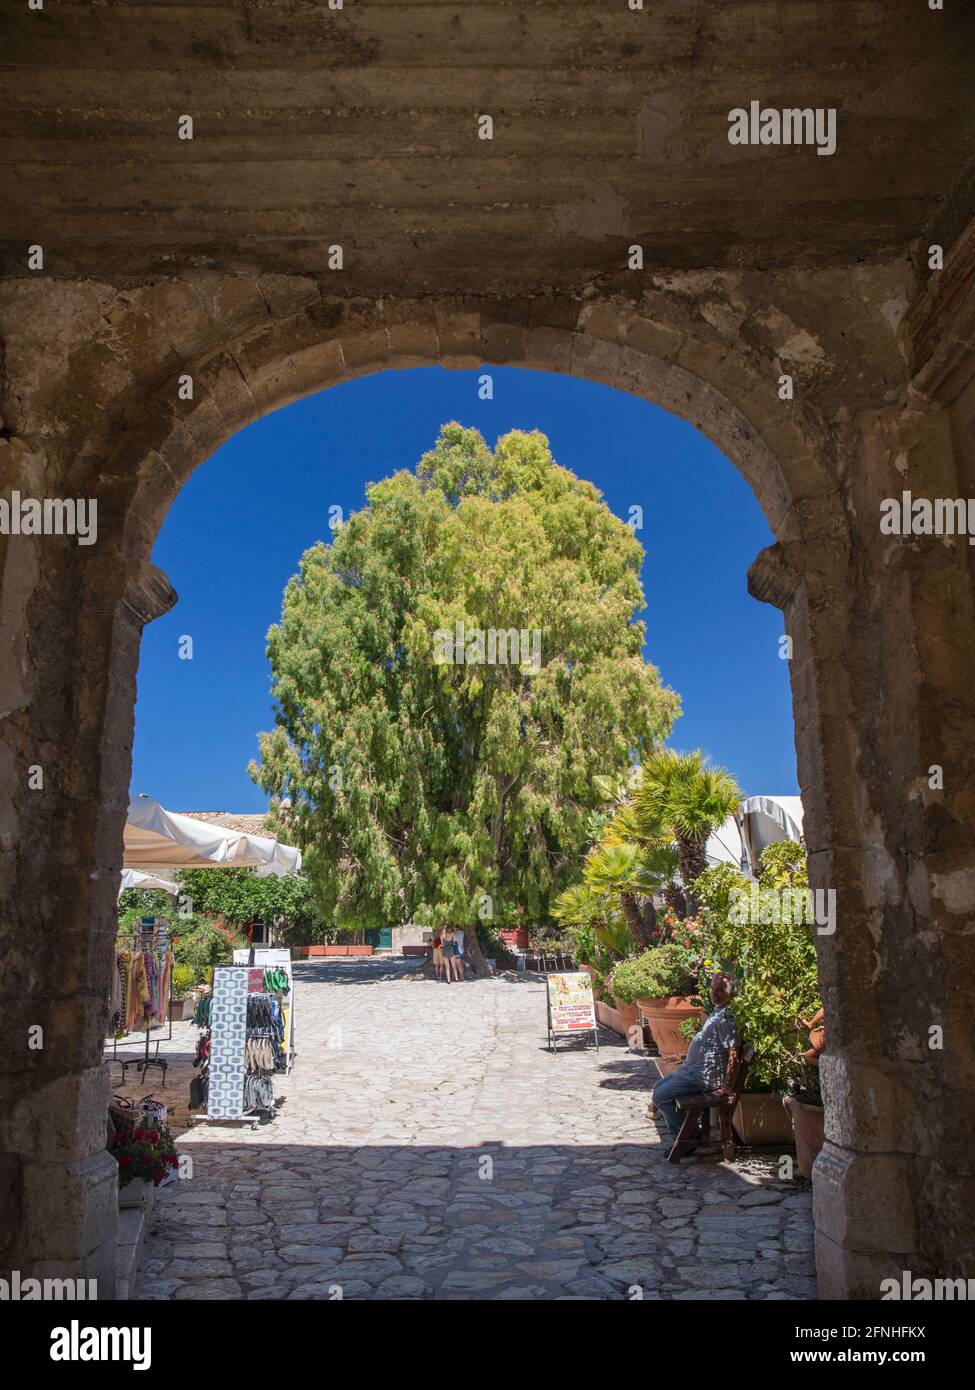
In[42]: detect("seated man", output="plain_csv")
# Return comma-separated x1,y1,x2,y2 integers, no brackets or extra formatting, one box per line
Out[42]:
651,972,738,1142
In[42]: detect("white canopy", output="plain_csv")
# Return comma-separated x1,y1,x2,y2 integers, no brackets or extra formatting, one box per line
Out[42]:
124,796,302,876
118,867,179,898
705,795,804,877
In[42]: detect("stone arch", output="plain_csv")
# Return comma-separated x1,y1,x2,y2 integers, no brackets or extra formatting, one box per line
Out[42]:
5,266,973,1301
68,287,838,564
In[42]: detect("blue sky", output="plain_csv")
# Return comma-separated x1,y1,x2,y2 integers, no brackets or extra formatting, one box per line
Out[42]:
132,366,798,811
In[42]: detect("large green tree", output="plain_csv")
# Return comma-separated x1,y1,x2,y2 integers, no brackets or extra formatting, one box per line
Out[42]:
251,423,679,973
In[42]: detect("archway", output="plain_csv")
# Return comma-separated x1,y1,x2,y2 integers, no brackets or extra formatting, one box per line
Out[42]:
8,270,971,1300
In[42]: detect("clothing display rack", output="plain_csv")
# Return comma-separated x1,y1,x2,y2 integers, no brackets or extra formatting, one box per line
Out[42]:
107,918,174,1086
195,950,295,1128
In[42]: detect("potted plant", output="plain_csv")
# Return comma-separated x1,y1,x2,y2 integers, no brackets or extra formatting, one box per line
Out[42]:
110,1123,179,1208
784,1012,826,1178
784,1065,825,1179
170,963,198,1020
608,943,703,1056
693,843,821,1146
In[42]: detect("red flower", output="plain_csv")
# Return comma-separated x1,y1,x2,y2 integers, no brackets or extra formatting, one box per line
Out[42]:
149,1130,159,1144
133,1129,144,1142
119,1155,133,1168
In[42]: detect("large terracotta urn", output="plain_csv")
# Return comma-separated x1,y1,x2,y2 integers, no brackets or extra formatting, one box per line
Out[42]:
637,996,704,1058
784,1095,825,1178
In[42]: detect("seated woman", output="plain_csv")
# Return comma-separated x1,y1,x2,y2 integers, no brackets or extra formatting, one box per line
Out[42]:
651,972,738,1142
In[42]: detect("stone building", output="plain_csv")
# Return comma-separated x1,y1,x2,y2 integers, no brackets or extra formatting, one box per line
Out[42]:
1,2,974,1299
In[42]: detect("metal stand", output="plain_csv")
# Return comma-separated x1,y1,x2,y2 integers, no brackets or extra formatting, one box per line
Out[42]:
548,1020,600,1054
106,919,174,1084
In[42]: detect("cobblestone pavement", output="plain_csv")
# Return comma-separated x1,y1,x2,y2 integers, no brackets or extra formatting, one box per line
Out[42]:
136,958,815,1301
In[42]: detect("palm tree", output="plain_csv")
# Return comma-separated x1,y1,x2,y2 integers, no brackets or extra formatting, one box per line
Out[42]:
582,835,678,951
632,749,742,913
551,881,631,960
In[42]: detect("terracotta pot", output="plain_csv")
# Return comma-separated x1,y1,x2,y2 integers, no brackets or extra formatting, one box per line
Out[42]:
613,999,640,1030
637,996,704,1058
784,1095,825,1179
594,999,639,1040
732,1092,794,1145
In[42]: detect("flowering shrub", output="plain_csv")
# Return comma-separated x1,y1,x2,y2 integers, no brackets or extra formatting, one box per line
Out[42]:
109,1124,179,1188
608,943,697,1005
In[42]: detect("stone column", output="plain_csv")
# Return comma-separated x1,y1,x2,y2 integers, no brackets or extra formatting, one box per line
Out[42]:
0,428,175,1295
748,256,975,1292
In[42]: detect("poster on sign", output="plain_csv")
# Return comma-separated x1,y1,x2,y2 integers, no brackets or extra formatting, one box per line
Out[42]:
545,971,599,1052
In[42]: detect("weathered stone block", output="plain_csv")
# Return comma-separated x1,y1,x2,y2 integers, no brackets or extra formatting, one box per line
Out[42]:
813,1143,918,1255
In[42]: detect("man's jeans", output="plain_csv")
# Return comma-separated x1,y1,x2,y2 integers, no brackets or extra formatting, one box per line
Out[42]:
652,1063,708,1139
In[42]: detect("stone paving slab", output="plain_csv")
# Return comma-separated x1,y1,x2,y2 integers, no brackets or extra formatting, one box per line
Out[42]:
136,957,815,1301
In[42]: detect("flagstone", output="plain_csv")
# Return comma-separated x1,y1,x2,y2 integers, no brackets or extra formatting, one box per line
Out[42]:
136,958,814,1301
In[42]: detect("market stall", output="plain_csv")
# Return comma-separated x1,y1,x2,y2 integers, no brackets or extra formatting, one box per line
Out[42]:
110,795,303,1131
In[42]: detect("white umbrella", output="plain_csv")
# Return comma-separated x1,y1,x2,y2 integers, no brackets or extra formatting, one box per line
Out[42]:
118,868,180,898
124,796,302,875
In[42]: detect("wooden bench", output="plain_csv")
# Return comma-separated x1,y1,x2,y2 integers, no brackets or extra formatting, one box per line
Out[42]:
666,1045,755,1164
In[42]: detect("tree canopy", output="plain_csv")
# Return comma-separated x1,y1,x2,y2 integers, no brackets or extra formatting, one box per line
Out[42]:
250,423,679,951
173,868,328,941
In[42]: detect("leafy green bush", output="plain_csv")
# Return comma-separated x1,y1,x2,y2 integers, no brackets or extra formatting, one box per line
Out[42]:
117,888,174,939
566,923,597,965
172,921,237,974
172,963,198,998
695,842,820,1091
789,1062,823,1106
758,840,808,890
175,867,331,942
608,944,695,1005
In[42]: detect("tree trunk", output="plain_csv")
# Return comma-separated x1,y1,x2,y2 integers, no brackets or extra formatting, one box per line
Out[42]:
461,925,493,979
663,880,687,919
679,837,709,915
620,891,652,950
